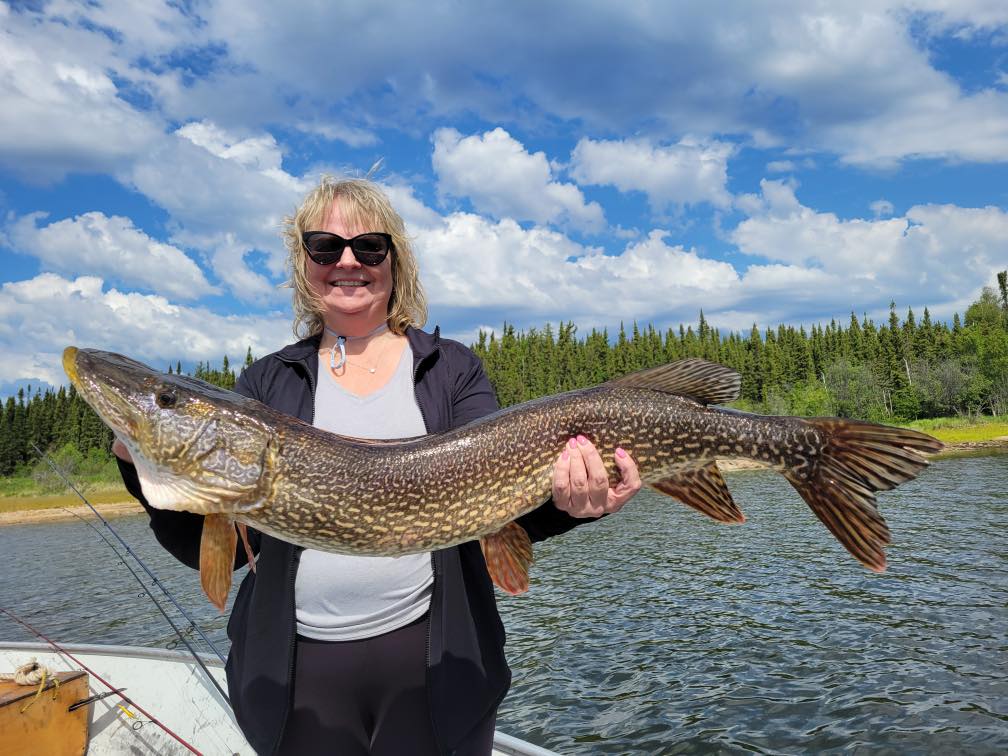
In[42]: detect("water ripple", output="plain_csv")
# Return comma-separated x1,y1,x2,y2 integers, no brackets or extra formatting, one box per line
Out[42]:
1,455,1005,753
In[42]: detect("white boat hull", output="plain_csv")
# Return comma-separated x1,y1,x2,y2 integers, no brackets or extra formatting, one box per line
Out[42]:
1,641,557,755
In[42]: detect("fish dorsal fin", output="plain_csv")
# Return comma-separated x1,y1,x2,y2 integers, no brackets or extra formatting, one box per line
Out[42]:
608,359,740,405
650,462,746,523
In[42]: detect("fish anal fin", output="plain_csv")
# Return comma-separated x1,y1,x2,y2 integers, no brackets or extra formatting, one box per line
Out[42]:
480,522,534,595
650,462,745,523
608,359,740,405
200,513,237,611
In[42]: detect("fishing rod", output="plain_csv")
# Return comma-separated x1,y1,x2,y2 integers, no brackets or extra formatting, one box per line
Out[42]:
30,443,230,705
0,607,203,755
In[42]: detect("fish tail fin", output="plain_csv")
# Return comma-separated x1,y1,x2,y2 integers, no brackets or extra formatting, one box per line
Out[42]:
200,513,237,611
480,522,534,595
784,419,942,572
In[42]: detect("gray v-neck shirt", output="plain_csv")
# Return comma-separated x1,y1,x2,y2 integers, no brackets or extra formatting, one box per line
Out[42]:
295,344,433,641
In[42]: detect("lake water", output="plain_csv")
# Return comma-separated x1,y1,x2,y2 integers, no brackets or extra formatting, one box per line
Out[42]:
2,454,1006,754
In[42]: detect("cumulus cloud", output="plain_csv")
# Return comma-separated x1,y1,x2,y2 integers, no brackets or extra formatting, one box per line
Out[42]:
151,1,1008,166
4,1,1007,186
766,160,797,173
0,273,291,387
7,212,216,300
123,120,313,304
406,202,737,323
432,128,605,231
0,4,164,181
570,137,734,210
870,200,895,217
731,180,1005,312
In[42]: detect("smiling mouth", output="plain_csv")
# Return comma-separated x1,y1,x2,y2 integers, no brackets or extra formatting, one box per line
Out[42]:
330,281,368,287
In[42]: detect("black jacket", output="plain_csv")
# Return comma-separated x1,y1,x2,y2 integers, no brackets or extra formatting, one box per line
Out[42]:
119,326,589,754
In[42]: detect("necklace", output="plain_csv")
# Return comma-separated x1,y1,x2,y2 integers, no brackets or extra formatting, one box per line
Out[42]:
344,337,397,374
323,323,389,372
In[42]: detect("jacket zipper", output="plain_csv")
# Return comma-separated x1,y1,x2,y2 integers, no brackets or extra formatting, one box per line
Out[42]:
271,358,316,755
414,340,445,753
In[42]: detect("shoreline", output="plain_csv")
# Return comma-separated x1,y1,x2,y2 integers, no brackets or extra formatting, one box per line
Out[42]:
0,500,145,527
0,439,1003,527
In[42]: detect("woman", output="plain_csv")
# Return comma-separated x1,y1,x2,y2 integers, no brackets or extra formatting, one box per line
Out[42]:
113,177,641,755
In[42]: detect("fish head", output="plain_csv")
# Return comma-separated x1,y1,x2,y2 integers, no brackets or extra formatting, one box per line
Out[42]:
63,346,277,515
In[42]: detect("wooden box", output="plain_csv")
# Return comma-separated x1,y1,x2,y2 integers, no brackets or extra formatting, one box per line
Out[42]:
0,670,89,756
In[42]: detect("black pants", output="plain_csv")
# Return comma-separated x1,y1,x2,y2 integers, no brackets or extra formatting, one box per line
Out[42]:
277,615,496,755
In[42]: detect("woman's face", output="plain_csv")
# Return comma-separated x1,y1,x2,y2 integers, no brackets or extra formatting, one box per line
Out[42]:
306,202,394,324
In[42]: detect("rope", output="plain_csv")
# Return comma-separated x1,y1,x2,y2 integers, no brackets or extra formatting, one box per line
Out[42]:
0,657,54,685
0,608,202,755
0,657,61,713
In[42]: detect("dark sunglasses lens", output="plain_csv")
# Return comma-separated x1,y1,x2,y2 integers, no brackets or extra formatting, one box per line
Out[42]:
305,234,343,265
351,234,389,265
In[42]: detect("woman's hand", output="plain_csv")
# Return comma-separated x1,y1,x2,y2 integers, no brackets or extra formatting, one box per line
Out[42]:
552,436,642,518
112,438,133,463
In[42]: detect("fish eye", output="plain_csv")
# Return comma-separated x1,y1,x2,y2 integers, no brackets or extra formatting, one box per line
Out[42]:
155,388,178,408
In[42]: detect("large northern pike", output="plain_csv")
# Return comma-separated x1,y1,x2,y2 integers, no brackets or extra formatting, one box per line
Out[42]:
63,346,941,609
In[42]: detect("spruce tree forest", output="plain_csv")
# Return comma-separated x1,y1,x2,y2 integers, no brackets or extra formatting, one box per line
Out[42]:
2,273,1006,488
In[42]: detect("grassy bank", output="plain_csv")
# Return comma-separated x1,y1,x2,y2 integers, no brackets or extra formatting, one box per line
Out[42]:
0,486,132,514
901,415,1008,444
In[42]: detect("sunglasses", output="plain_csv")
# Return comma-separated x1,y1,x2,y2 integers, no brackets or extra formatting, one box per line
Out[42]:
301,231,394,266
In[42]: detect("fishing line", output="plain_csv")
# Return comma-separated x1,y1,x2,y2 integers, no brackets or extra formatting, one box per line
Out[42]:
29,444,230,705
0,607,203,755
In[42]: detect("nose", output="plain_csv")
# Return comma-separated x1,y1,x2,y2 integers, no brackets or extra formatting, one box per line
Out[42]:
335,244,359,267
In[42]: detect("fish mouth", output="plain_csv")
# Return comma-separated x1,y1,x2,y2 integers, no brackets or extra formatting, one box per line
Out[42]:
63,346,147,440
62,346,79,387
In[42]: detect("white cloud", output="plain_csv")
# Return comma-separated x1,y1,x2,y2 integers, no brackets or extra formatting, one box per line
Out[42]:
176,122,284,171
4,1,1008,176
123,120,314,304
0,4,163,181
410,207,737,322
432,128,605,231
871,199,895,217
0,273,291,387
766,160,796,173
151,1,1008,166
295,121,380,148
570,137,734,210
730,180,1006,312
903,1,1008,34
7,212,216,300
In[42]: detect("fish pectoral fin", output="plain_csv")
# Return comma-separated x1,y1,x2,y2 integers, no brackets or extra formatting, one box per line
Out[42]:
607,358,740,405
200,513,237,612
480,522,534,596
650,462,746,523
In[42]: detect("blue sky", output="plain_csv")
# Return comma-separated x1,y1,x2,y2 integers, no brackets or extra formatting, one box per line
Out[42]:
1,0,1007,398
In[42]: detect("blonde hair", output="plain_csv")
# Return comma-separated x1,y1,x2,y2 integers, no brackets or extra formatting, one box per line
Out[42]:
283,176,427,339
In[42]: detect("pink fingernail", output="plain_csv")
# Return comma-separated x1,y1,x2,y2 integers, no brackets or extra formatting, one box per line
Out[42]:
577,435,588,445
616,447,626,458
569,438,577,449
562,449,569,460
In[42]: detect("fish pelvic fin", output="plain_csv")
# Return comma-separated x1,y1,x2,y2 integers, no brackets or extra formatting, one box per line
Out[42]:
607,358,740,405
480,522,534,595
650,461,746,523
785,419,943,573
200,513,237,611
